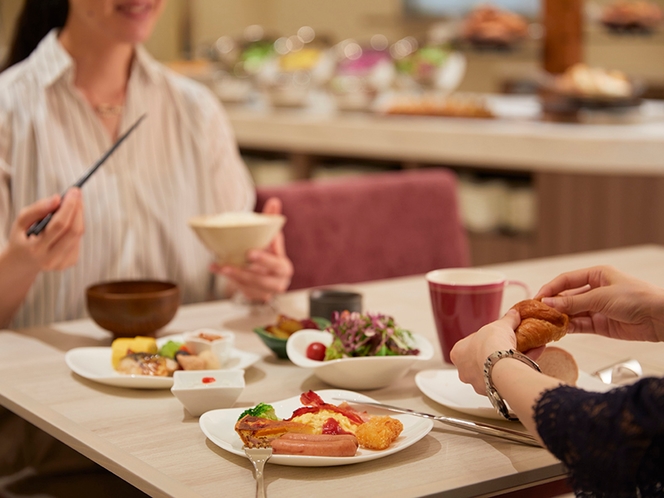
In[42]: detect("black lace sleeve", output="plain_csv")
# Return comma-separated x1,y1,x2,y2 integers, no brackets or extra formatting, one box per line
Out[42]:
534,377,664,497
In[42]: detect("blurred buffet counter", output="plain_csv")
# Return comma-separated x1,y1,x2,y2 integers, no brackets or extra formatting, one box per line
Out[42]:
228,96,664,174
225,95,664,265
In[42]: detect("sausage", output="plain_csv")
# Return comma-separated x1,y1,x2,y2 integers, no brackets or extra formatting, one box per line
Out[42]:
270,433,359,457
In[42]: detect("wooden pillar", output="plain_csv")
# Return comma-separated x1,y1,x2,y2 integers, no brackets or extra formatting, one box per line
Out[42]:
288,153,316,179
542,0,584,74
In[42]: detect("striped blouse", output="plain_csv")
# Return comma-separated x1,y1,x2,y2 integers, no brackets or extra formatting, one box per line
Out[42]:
0,31,255,329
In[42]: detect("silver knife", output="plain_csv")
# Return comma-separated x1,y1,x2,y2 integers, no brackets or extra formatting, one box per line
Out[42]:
333,397,541,447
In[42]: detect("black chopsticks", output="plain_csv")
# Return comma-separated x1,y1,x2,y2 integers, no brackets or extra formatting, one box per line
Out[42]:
26,114,146,237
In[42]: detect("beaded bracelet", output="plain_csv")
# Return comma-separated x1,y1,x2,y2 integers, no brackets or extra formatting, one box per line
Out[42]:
484,349,542,421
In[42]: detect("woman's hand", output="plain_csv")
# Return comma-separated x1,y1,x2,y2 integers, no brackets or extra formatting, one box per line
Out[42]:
6,188,85,272
0,189,85,327
214,197,294,302
450,310,523,395
535,266,664,342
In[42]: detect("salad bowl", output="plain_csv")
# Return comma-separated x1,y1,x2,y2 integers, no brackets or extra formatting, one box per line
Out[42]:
286,329,434,390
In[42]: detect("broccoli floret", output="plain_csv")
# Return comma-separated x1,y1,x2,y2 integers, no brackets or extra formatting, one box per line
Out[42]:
237,403,279,421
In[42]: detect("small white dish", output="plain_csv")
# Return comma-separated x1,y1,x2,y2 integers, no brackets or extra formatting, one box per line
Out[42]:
415,368,615,420
199,389,433,467
65,334,260,390
286,329,434,390
171,369,245,416
183,328,235,367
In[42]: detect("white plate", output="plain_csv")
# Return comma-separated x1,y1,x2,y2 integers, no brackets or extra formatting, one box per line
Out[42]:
286,330,434,390
65,335,260,389
415,368,614,420
199,389,434,467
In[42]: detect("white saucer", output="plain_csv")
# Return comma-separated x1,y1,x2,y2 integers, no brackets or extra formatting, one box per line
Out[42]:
415,368,613,420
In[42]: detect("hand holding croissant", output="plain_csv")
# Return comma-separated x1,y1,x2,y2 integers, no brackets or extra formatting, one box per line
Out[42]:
512,299,569,352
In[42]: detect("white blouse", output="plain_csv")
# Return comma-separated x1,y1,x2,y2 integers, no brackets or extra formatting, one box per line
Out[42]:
0,31,255,328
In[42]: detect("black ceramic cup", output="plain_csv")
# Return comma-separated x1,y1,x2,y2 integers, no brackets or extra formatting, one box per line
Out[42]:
309,289,363,322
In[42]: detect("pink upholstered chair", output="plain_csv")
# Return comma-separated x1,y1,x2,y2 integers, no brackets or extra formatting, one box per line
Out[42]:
255,169,470,290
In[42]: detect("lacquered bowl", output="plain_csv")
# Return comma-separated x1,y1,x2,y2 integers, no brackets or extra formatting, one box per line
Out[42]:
86,280,180,338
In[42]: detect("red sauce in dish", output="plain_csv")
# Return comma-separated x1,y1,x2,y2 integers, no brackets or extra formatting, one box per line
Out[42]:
202,377,216,384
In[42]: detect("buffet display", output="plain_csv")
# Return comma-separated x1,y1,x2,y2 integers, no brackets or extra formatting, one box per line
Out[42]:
459,4,530,50
601,0,663,34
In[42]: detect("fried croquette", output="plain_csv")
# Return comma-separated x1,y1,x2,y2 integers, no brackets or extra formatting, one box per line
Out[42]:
356,416,403,450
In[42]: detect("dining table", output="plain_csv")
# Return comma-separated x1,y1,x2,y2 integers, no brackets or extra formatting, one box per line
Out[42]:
2,244,664,498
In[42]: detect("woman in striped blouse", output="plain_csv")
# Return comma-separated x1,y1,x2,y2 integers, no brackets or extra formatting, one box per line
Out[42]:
0,0,293,329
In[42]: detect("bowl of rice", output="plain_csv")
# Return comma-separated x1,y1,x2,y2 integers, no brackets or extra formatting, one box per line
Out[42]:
189,212,285,266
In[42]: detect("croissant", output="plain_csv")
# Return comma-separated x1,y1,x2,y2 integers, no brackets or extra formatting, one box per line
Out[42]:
512,299,569,352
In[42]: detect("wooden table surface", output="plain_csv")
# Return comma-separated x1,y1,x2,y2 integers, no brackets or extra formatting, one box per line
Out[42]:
2,245,664,498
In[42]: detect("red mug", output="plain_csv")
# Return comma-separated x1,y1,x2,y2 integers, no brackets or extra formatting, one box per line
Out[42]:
426,268,529,364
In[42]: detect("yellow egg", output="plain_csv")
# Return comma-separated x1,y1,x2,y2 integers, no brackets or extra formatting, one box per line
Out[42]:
290,410,358,434
111,336,157,369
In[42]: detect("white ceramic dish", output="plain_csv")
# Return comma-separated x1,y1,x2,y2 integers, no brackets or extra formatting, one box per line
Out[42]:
199,389,433,467
183,328,235,367
286,330,434,390
171,369,245,416
188,212,285,267
65,335,260,389
415,368,614,420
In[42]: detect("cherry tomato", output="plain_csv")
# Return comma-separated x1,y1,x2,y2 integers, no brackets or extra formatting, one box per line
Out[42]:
306,342,326,361
202,377,216,384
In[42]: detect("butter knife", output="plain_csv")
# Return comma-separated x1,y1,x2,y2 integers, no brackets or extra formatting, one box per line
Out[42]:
333,397,541,447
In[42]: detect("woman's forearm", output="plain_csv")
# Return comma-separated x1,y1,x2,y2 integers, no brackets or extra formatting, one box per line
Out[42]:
490,358,564,442
0,248,40,328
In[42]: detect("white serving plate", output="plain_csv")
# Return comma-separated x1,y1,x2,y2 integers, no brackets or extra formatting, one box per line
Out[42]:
199,389,433,467
415,368,614,420
286,330,434,390
65,334,260,389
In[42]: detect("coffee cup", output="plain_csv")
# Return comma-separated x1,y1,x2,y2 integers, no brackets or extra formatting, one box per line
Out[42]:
426,268,529,363
309,289,363,322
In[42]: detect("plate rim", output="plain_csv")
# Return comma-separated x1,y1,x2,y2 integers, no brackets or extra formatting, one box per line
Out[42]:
415,367,614,421
415,368,502,420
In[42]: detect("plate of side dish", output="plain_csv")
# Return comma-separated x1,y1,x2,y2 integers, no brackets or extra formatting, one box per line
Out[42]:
415,368,614,420
65,334,260,389
199,389,434,467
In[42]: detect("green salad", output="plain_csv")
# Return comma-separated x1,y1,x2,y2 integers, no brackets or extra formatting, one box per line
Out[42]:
324,311,420,360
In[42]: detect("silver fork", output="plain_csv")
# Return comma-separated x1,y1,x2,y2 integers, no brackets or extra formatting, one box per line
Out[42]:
244,447,272,498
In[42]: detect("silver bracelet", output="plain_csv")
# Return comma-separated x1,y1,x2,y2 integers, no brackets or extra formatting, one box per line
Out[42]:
484,349,541,421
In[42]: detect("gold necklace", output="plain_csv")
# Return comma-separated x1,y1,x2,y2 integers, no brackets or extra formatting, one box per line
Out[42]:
94,103,124,117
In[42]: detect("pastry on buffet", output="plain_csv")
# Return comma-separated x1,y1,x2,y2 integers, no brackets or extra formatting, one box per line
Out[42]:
511,299,569,352
601,0,663,32
554,63,633,99
461,4,529,47
235,391,403,456
385,94,494,119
